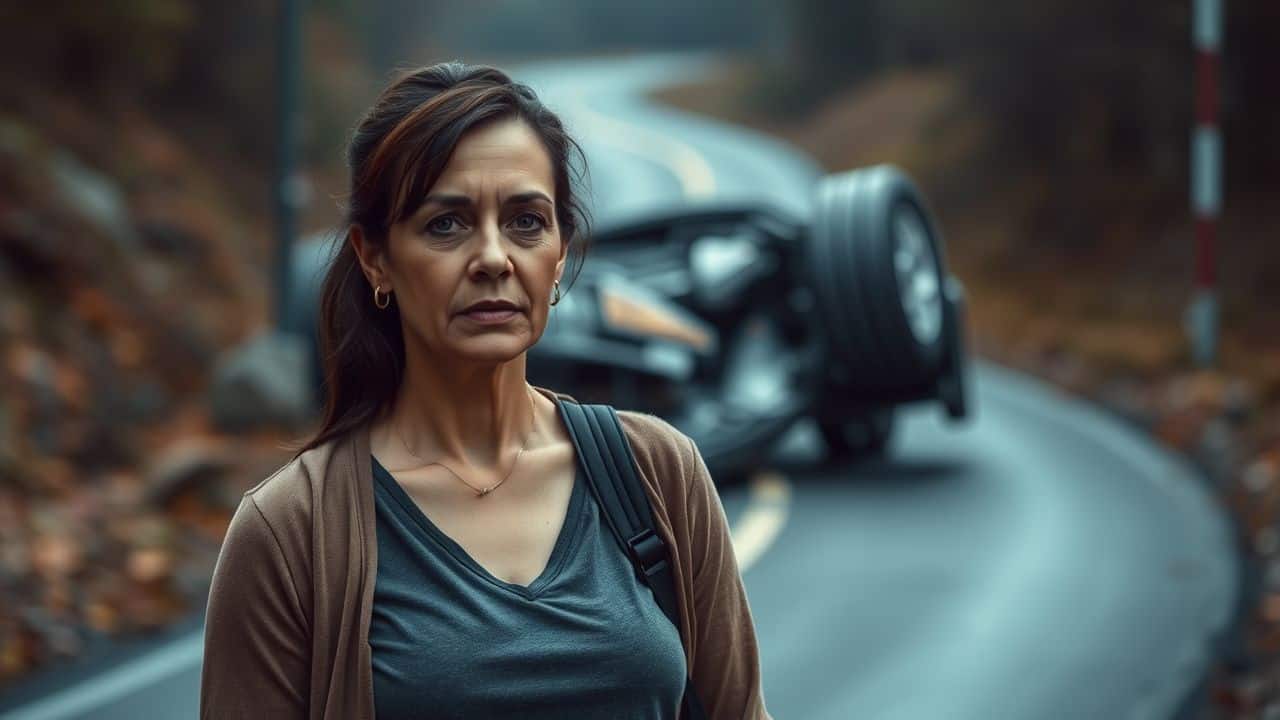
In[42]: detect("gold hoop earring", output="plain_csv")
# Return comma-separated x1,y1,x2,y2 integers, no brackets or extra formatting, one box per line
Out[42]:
550,280,561,306
373,284,391,310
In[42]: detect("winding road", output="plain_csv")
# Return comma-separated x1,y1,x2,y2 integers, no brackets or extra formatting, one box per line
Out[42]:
0,53,1238,720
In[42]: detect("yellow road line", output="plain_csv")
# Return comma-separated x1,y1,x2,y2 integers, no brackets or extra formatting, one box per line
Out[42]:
731,471,792,572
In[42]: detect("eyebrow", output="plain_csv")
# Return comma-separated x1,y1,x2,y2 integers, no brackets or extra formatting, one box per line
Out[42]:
420,191,553,208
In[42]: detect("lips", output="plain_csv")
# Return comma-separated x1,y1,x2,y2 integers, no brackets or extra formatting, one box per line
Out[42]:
460,299,522,314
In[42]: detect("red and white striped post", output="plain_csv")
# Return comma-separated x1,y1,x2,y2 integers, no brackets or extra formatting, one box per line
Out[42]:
1188,0,1222,367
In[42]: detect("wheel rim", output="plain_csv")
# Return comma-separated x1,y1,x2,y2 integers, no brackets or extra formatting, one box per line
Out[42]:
892,205,943,348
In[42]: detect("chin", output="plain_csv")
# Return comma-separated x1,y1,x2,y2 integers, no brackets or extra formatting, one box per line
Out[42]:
456,335,534,365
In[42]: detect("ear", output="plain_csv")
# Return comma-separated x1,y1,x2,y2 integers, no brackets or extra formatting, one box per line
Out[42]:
554,234,569,284
349,224,389,289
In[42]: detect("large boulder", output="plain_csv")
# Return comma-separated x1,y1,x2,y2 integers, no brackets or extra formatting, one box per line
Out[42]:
208,330,315,431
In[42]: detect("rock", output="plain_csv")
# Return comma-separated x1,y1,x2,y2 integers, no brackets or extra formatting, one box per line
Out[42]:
44,622,81,659
125,514,175,549
0,401,15,468
1044,351,1095,395
172,554,215,598
29,533,82,579
1256,526,1279,556
1154,406,1213,452
85,599,119,634
0,294,32,336
1246,457,1280,494
0,118,35,158
119,581,183,630
1165,370,1229,414
133,256,174,297
1266,557,1280,591
144,438,232,506
101,471,144,512
1098,377,1156,429
8,343,60,455
136,218,204,260
48,148,140,258
209,329,316,432
1197,415,1238,484
1,538,30,580
126,547,173,584
0,619,33,681
28,458,76,496
123,378,172,424
1224,378,1259,424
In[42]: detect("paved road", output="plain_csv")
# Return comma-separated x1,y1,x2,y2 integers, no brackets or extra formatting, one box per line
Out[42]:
0,52,1238,720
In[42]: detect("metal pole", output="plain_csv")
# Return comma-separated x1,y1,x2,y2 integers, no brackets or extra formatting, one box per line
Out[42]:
1188,0,1222,367
273,0,305,331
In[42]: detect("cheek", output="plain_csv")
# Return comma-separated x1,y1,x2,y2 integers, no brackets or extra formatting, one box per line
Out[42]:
522,258,559,319
397,260,460,326
523,244,561,285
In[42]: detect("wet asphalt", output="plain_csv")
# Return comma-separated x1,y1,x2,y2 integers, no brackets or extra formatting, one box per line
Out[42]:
0,53,1237,720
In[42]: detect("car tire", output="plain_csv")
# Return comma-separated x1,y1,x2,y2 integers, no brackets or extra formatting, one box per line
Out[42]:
807,166,948,393
819,408,895,460
939,276,971,421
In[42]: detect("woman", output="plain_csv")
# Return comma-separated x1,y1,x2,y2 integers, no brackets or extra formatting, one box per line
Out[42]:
200,61,771,719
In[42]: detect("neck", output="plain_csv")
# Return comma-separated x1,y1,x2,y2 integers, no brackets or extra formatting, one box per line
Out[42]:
387,348,538,471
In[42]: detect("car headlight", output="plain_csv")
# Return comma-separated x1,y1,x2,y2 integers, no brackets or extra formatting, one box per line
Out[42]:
598,280,714,352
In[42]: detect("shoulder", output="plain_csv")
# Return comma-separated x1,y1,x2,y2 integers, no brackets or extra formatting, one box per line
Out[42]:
242,454,310,518
616,409,702,498
530,384,705,495
616,410,693,462
534,384,694,469
236,432,351,538
216,433,356,587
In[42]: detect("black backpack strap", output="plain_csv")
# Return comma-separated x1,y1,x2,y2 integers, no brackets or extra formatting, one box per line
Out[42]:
555,398,708,720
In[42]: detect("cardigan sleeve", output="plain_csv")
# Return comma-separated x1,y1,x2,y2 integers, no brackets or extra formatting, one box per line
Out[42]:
200,494,310,719
681,434,773,720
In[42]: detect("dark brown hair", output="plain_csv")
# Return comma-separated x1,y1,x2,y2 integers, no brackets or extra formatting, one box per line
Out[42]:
290,61,590,458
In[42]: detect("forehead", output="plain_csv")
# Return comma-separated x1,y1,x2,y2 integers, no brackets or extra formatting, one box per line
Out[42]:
432,117,554,194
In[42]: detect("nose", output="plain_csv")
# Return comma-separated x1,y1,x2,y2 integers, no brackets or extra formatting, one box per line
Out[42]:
467,220,512,280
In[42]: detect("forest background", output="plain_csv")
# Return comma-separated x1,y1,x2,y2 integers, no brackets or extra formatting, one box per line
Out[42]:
0,1,1277,714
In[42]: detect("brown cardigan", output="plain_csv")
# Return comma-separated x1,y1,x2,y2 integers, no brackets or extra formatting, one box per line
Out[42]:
199,387,772,719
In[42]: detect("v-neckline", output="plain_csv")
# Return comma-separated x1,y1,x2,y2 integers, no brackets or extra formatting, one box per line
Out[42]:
371,454,586,601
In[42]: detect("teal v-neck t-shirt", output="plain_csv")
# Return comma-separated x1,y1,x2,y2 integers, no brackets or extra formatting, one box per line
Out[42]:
367,455,687,719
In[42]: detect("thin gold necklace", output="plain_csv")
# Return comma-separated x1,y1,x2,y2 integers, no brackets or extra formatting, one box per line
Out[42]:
395,387,537,498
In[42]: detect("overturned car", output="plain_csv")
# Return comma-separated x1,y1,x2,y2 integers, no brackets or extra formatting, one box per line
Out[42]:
287,165,971,481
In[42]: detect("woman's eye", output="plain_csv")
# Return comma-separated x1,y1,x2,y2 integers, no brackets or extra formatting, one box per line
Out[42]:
426,215,461,235
512,212,546,233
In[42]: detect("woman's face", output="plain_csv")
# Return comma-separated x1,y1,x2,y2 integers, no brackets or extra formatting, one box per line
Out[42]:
365,117,567,366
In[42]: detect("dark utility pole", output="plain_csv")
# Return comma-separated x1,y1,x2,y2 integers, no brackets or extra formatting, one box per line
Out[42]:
273,0,305,331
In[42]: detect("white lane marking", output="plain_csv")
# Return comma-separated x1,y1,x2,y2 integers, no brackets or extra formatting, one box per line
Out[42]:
556,87,718,199
0,631,203,720
731,471,793,572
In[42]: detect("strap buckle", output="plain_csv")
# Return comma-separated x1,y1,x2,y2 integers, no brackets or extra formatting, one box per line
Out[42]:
626,528,669,579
